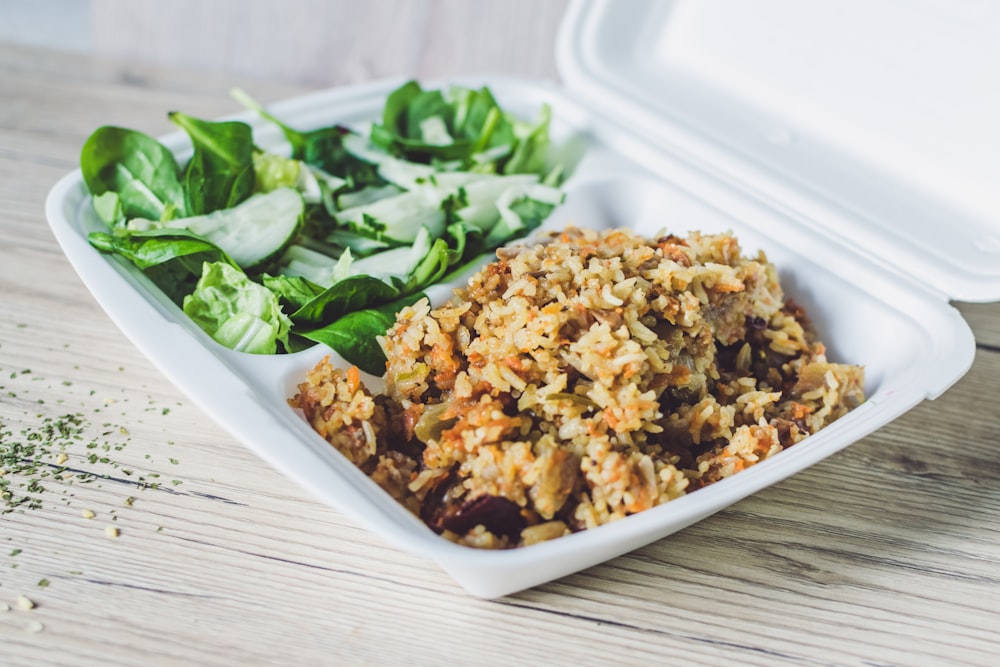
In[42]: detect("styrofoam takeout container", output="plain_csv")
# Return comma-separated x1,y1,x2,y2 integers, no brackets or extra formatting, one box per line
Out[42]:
45,0,1000,597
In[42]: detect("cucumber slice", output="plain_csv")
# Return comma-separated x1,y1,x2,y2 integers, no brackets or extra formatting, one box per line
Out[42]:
349,226,434,284
462,174,540,207
335,190,446,244
426,171,491,190
336,184,402,210
484,183,565,247
129,187,303,270
347,246,412,283
300,164,347,206
448,175,549,234
454,202,500,231
324,229,392,257
278,244,353,288
419,115,453,145
342,133,435,190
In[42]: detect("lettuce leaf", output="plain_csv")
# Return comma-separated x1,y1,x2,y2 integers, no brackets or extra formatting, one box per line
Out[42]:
252,151,301,193
183,261,292,354
261,274,326,311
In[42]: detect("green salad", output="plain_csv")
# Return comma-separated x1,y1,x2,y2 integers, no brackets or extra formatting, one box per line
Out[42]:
80,81,564,374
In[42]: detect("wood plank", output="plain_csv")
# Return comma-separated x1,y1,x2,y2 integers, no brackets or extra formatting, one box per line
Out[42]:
957,301,1000,350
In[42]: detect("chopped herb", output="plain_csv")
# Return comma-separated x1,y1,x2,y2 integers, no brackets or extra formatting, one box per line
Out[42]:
2,365,192,597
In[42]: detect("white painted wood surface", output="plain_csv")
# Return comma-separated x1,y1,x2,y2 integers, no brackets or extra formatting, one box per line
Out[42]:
1,7,1000,663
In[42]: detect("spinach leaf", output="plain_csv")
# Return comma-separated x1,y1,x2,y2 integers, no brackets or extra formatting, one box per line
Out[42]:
144,261,209,307
434,222,492,284
437,221,486,278
507,196,559,231
503,104,552,175
442,220,474,265
168,111,255,215
261,273,325,311
371,82,549,173
371,82,470,163
88,227,234,271
88,228,236,304
403,238,450,294
310,132,386,192
376,82,557,179
297,292,425,375
380,80,422,133
453,85,508,153
230,88,383,191
370,83,473,163
80,126,188,224
230,87,332,161
483,192,561,249
290,274,401,324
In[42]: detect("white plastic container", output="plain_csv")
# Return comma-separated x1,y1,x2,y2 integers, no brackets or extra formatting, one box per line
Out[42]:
45,0,1000,598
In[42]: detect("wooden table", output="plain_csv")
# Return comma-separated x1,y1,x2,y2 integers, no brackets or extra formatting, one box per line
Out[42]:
2,42,999,666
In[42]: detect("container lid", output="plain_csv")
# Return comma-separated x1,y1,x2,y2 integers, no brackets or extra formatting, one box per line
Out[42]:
557,0,1000,302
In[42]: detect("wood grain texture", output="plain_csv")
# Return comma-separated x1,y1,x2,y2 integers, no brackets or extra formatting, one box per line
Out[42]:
957,302,1000,350
90,0,568,86
2,40,999,667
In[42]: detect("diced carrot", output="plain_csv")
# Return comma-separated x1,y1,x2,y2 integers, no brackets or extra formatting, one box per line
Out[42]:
346,365,360,394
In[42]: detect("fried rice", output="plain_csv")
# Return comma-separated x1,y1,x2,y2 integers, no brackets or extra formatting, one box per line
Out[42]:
290,227,865,549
